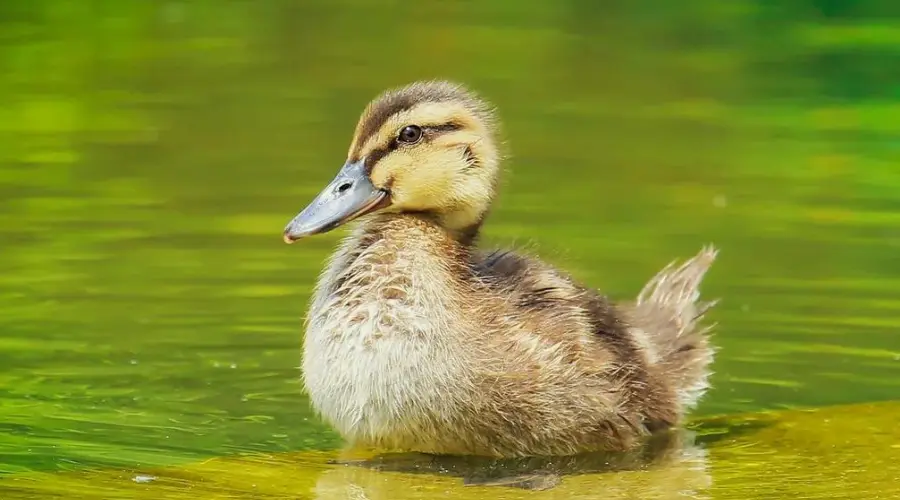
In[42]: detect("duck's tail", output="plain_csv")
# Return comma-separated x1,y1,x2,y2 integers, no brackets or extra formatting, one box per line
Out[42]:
633,245,718,411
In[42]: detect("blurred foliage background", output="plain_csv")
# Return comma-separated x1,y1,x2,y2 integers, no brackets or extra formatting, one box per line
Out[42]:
0,0,898,480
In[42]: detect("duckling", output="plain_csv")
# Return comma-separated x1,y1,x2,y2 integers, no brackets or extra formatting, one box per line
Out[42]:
283,80,718,458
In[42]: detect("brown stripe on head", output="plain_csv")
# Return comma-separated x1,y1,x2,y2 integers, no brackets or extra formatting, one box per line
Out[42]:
347,80,495,162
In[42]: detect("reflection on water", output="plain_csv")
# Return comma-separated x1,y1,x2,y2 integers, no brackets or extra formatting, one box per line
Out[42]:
329,429,702,491
314,437,711,499
0,1,899,498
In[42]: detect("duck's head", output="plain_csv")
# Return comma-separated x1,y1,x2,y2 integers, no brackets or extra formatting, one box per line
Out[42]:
283,80,500,244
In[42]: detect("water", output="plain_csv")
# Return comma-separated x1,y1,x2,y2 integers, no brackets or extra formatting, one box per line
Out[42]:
1,1,898,498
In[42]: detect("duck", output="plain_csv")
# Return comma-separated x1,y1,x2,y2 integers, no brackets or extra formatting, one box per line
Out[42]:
282,80,718,458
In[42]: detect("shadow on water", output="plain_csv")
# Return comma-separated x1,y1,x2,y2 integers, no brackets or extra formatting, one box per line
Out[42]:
688,414,778,448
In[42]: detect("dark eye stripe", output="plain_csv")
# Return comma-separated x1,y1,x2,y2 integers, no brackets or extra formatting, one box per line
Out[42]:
363,122,462,172
364,144,394,173
423,122,462,134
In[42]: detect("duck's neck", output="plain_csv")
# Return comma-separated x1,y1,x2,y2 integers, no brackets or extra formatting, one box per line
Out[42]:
360,212,475,256
315,213,471,303
400,206,491,248
441,200,493,247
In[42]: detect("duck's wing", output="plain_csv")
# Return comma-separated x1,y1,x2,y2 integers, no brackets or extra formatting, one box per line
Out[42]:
470,248,578,307
471,246,718,408
470,247,681,428
469,247,719,433
469,248,629,347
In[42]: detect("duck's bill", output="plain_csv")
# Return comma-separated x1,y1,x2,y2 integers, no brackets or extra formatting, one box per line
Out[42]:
283,160,390,243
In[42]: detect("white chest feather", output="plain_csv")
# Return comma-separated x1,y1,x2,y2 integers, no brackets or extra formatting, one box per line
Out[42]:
300,231,465,444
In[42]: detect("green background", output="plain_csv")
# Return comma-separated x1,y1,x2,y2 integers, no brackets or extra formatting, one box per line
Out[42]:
0,0,898,497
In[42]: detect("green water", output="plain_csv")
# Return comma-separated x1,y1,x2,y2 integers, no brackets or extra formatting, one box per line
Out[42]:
1,1,898,498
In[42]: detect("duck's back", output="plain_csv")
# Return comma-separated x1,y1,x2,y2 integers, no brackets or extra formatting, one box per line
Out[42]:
464,246,717,454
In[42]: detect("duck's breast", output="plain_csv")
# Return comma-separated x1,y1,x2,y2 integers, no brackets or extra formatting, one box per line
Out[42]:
300,232,471,445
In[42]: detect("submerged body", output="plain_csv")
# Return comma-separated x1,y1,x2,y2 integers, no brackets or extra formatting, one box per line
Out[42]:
286,81,717,458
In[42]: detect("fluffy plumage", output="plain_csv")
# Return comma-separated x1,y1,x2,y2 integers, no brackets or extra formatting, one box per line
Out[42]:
295,80,718,458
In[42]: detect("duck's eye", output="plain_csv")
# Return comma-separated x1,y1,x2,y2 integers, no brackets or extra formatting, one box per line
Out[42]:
398,125,423,144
